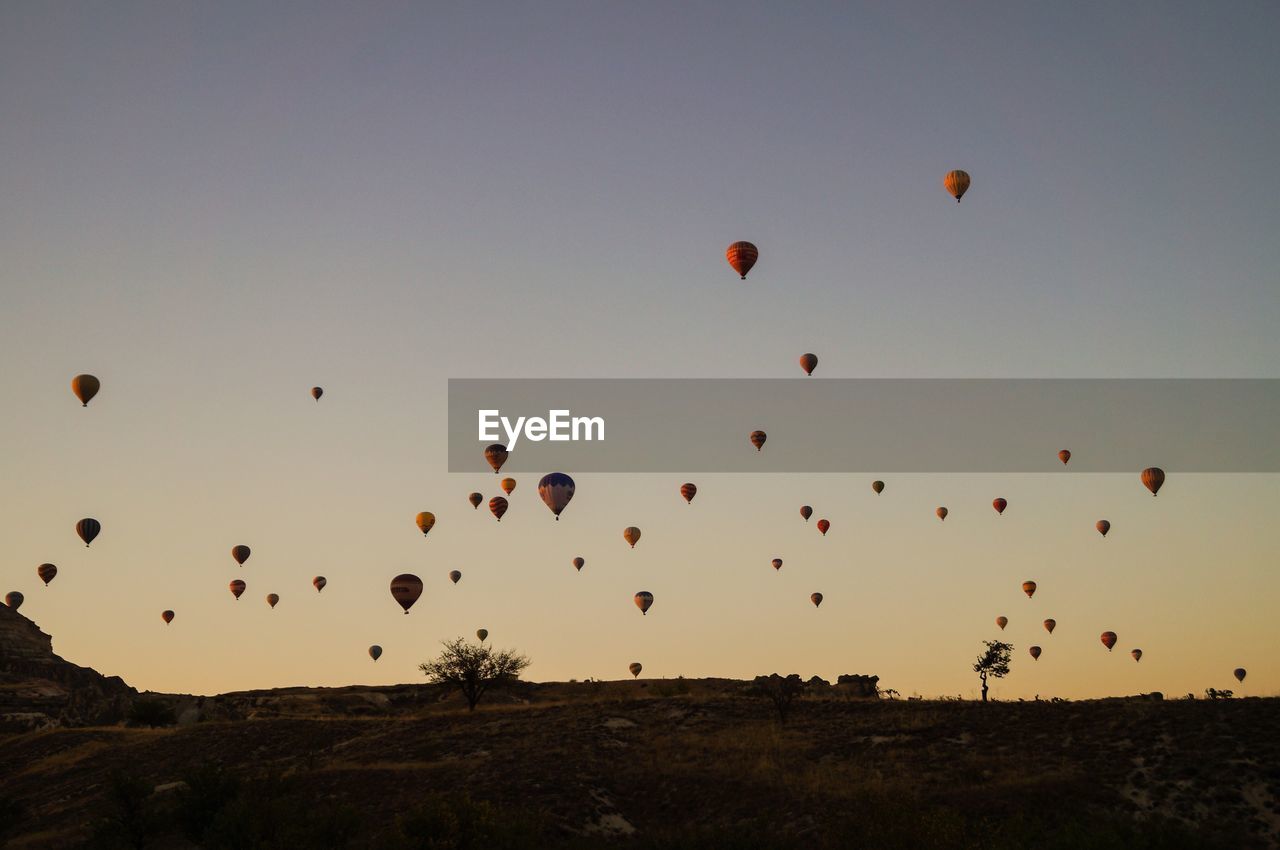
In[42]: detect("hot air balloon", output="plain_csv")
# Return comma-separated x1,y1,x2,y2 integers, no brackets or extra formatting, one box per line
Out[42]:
37,563,57,586
726,241,758,279
5,592,23,611
231,545,250,567
629,662,642,678
537,472,575,519
1029,646,1042,660
266,593,280,609
369,645,382,662
72,374,101,407
313,576,327,593
1058,450,1071,465
484,443,509,474
800,505,813,521
1096,520,1110,537
872,480,884,494
810,592,823,608
476,629,488,642
390,574,423,614
1234,668,1246,683
1131,649,1143,662
1043,619,1056,634
415,512,436,536
489,496,508,521
634,591,653,615
680,483,697,504
816,518,830,536
623,527,641,548
449,570,462,584
799,353,818,376
749,430,767,451
468,492,483,509
77,518,101,548
229,580,246,600
993,498,1007,515
161,610,174,625
936,507,948,521
1022,581,1037,599
1141,467,1165,496
1100,631,1117,651
501,477,516,495
573,556,585,572
943,170,970,202
311,387,323,401
996,616,1008,630
771,558,783,571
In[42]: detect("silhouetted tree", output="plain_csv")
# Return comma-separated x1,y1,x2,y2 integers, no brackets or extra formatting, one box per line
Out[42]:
127,698,176,728
973,640,1012,702
420,638,529,711
747,674,807,723
1205,687,1234,700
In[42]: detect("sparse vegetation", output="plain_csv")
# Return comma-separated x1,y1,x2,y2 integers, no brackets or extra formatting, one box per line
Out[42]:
747,674,806,723
127,698,176,728
973,640,1012,702
419,637,530,711
1205,687,1235,700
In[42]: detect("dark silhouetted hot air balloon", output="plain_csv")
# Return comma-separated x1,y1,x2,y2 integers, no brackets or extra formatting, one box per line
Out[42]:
37,563,57,586
162,610,174,625
816,519,830,536
680,483,697,504
1141,467,1165,496
449,570,462,584
1043,619,1056,634
771,558,783,571
872,480,885,495
390,574,423,614
810,592,823,608
1131,649,1143,662
469,492,483,509
799,353,818,376
1100,631,1117,651
1022,581,1037,599
489,496,508,521
623,527,641,548
77,518,101,548
936,507,948,521
726,241,758,279
476,629,488,642
5,591,23,611
501,477,516,495
266,593,280,609
749,430,767,451
996,616,1008,630
369,645,382,661
629,662,642,678
573,556,585,572
231,545,250,566
311,387,323,401
634,591,653,615
484,444,509,473
1029,645,1042,660
1096,520,1110,537
993,498,1007,515
71,374,100,407
537,472,575,519
800,505,813,521
229,580,246,600
943,170,970,202
1234,668,1246,683
313,576,326,593
416,512,436,536
1058,450,1071,465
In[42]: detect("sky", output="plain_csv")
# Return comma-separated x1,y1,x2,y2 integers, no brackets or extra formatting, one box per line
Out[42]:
1,2,1277,698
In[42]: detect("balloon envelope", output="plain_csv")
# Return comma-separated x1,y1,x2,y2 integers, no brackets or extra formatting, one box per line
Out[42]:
37,563,57,586
799,353,818,376
266,594,279,609
629,662,643,678
810,592,823,608
1022,581,1037,599
449,570,462,584
484,443,509,473
71,374,100,407
680,483,697,504
1100,631,1117,651
1043,619,1056,634
634,591,653,615
1131,649,1143,662
573,556,585,571
800,505,813,521
996,616,1008,630
871,480,884,494
749,430,767,451
77,518,101,548
161,610,174,624
415,512,436,536
993,498,1007,515
229,580,246,600
489,496,508,521
1096,520,1111,537
936,507,948,521
501,477,517,495
313,576,326,593
1058,449,1071,465
1141,467,1165,496
390,574,423,614
311,386,323,401
537,472,576,519
468,492,483,509
1029,646,1041,660
943,170,970,202
771,558,783,571
1234,668,1246,683
816,519,830,536
623,527,641,548
476,629,488,642
369,645,382,661
5,591,23,611
231,545,250,566
726,241,758,279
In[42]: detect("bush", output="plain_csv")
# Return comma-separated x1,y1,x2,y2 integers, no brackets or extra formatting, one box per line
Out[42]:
395,793,545,849
127,699,176,728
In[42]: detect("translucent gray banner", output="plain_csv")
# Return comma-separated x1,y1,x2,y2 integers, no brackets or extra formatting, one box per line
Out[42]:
447,379,1279,473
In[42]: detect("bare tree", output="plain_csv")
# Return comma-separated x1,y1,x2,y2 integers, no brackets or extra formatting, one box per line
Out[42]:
973,640,1012,702
420,638,530,711
747,674,807,723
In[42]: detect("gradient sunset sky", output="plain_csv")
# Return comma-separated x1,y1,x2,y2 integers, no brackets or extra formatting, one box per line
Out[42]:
1,2,1277,698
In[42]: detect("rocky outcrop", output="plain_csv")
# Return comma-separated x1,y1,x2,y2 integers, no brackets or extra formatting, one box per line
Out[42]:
834,674,880,698
0,604,136,730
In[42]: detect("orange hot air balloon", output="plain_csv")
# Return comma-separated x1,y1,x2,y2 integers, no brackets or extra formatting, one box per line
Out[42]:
231,545,250,566
1141,467,1165,496
943,170,970,202
77,518,101,548
1058,450,1071,465
1100,631,1117,651
996,616,1008,630
161,610,174,625
390,574,423,614
1029,645,1042,660
629,662,643,678
489,496,508,521
680,483,697,504
313,576,327,593
449,570,462,584
936,507,948,521
229,580,246,600
4,591,23,611
572,556,585,572
993,498,1007,515
537,472,575,519
501,478,516,495
266,593,280,609
1096,520,1110,537
369,645,383,661
1022,581,1037,599
726,241,758,279
1131,649,1143,662
872,480,884,494
484,443,509,474
311,386,323,401
816,519,830,536
634,591,653,615
1043,619,1056,634
1233,668,1246,683
37,563,57,586
800,505,813,521
749,430,767,451
476,629,488,642
623,526,641,548
415,512,436,537
771,558,783,571
71,374,100,407
799,353,818,376
468,492,483,509
810,592,824,608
